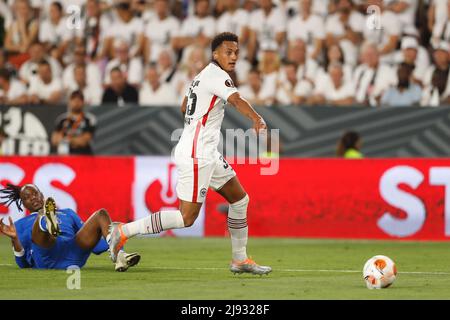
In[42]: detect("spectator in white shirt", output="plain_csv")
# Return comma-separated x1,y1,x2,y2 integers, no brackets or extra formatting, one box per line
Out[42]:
19,41,62,86
248,0,287,62
428,0,448,35
156,48,178,85
257,47,280,105
352,42,397,106
239,68,274,106
0,68,28,105
4,0,39,55
421,41,450,106
216,0,253,80
31,0,85,19
144,0,180,64
393,37,430,86
217,0,250,57
139,63,178,106
429,0,450,48
311,0,330,17
234,57,252,86
63,44,102,95
28,60,63,105
104,39,144,88
308,62,355,106
39,1,73,63
276,61,301,105
384,0,418,32
363,0,401,64
76,0,112,61
317,43,353,83
287,0,325,60
325,0,364,67
136,0,154,18
172,0,216,62
284,39,319,102
103,0,145,59
67,64,102,106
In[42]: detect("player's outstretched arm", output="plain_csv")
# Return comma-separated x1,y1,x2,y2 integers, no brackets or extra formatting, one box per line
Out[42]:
0,217,30,268
0,217,21,251
228,92,267,133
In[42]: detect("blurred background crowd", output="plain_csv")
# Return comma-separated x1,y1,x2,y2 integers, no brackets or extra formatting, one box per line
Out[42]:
0,0,449,108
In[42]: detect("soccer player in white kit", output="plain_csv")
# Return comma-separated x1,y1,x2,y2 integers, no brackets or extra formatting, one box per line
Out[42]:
108,32,272,275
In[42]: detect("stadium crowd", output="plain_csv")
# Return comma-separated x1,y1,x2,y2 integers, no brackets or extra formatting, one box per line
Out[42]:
0,0,449,108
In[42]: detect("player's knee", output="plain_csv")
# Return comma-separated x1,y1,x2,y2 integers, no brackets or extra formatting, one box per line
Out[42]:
95,208,110,218
229,194,249,218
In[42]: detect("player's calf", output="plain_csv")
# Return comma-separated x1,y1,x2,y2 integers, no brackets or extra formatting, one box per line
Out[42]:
181,211,198,227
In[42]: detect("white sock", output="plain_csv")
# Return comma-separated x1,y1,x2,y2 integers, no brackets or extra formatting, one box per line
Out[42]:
228,195,249,261
122,210,185,238
38,215,48,233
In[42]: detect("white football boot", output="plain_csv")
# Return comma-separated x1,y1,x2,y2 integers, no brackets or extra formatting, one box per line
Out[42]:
107,222,128,263
115,251,141,272
230,258,272,275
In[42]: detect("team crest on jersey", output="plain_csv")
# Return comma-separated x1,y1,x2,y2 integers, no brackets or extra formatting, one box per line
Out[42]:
225,79,234,88
200,188,207,197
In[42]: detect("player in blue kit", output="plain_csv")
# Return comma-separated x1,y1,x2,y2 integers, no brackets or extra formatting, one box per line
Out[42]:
0,183,140,271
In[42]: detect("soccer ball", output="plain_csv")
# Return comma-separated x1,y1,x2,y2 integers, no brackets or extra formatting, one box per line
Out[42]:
363,255,397,289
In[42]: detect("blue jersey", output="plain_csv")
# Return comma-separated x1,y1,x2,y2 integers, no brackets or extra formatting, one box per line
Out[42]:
14,209,108,269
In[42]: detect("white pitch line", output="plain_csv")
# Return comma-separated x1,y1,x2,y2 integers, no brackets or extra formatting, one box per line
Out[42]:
281,269,450,275
0,264,448,275
399,271,450,275
146,266,450,275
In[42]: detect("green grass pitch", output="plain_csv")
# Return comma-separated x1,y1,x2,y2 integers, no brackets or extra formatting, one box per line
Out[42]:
0,237,450,299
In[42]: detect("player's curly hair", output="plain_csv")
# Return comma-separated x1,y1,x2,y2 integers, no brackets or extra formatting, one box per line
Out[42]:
0,184,23,212
211,32,238,52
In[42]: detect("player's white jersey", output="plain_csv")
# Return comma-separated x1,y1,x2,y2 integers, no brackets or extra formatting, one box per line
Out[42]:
175,62,238,160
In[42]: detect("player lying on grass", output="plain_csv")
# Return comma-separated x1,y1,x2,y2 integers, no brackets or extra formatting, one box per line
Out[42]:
108,32,271,275
0,183,140,272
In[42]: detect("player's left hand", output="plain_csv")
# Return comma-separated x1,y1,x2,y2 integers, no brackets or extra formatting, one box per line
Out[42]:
0,217,17,239
253,117,267,134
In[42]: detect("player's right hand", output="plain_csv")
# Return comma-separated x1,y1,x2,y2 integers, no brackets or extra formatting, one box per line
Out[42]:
0,217,17,239
253,117,267,134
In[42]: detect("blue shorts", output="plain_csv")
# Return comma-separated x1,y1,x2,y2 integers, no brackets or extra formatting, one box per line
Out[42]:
31,236,91,269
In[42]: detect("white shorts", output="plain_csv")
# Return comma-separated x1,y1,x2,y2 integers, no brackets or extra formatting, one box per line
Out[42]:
175,151,236,203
